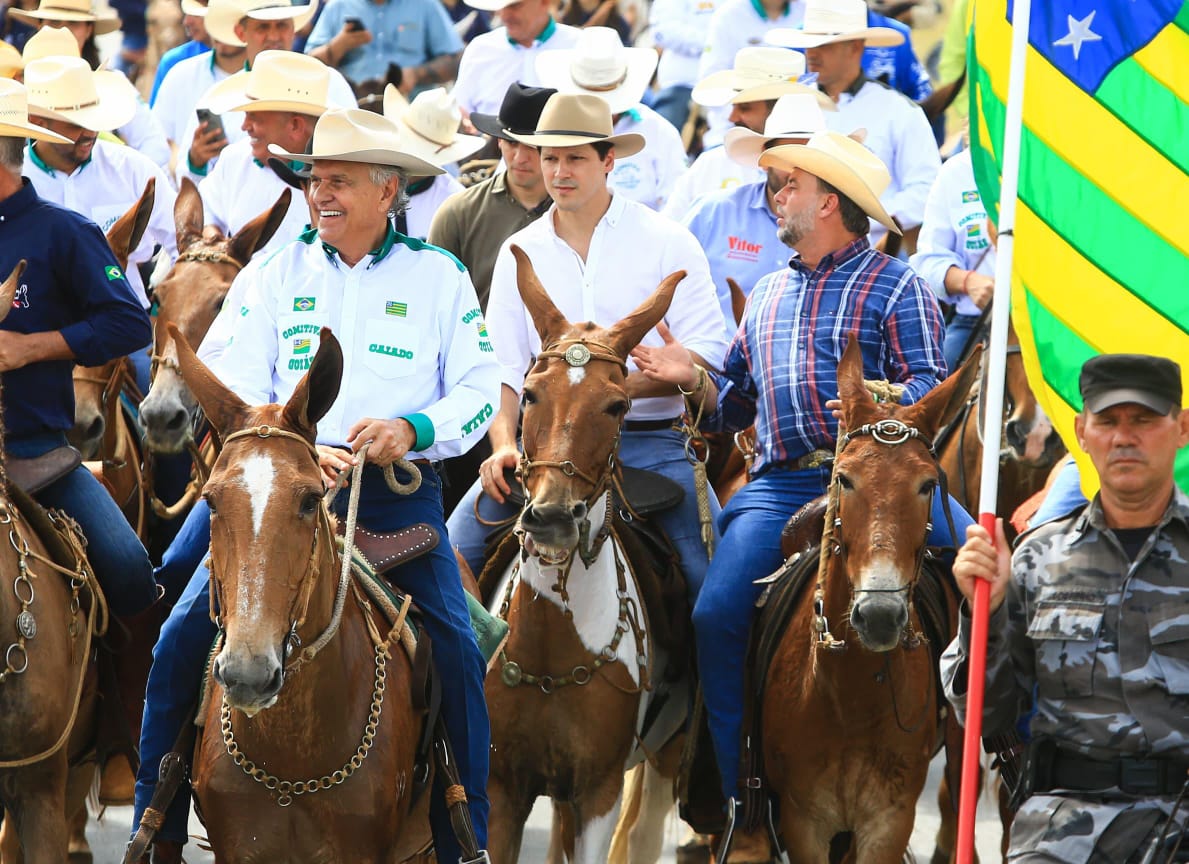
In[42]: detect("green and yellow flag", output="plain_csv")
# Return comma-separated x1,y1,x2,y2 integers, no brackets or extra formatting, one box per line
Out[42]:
969,0,1189,494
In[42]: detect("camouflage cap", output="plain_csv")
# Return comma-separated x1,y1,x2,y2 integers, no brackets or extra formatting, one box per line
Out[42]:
1080,353,1182,415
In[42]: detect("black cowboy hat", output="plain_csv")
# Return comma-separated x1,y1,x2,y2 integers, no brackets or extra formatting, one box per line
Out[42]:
470,82,557,141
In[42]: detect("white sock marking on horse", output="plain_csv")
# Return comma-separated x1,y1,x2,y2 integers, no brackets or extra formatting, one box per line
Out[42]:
568,366,585,386
573,790,624,864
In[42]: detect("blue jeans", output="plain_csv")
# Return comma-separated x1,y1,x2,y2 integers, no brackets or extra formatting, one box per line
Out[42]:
134,465,490,861
1031,457,1087,526
694,466,974,800
943,312,982,372
8,432,156,617
153,496,211,606
644,84,693,133
446,427,720,604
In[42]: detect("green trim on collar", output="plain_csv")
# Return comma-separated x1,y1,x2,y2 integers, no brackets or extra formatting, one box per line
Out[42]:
27,142,54,177
508,14,556,45
298,225,319,244
368,222,399,264
392,232,466,272
252,157,264,168
747,0,788,18
402,413,436,451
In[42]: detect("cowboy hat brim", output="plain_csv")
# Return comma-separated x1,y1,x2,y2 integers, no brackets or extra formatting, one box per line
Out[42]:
267,142,446,178
204,0,318,48
8,6,122,33
764,25,904,49
180,0,208,15
0,43,22,77
398,126,485,168
0,118,73,143
535,47,657,116
724,126,814,169
506,128,644,158
461,0,512,11
470,110,517,140
760,142,899,233
26,69,137,131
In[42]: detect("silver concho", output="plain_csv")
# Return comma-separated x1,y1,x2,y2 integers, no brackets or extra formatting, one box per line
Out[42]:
16,611,36,640
563,344,591,367
500,660,523,687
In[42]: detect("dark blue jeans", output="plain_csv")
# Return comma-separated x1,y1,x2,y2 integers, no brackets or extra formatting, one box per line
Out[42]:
133,464,490,860
643,84,693,133
943,312,982,372
8,432,155,616
693,466,974,800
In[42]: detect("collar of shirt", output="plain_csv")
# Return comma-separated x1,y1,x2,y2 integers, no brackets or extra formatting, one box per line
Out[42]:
790,234,870,277
300,221,402,268
835,74,873,107
491,170,552,216
1072,487,1189,542
26,141,92,178
746,178,774,215
507,15,557,46
747,0,789,19
542,189,627,241
0,178,38,223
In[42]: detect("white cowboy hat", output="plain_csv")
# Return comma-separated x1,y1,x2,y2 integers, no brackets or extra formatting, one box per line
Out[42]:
535,27,658,115
765,0,904,49
204,0,319,49
724,93,829,168
7,0,121,34
216,50,331,115
0,79,72,142
180,0,209,16
508,92,645,157
269,107,445,178
0,41,22,78
383,85,484,168
23,56,138,131
21,24,80,63
460,0,513,12
693,47,832,110
760,130,899,233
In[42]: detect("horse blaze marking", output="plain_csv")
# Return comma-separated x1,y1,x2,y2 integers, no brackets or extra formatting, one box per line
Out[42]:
462,403,493,435
568,366,585,386
238,453,275,540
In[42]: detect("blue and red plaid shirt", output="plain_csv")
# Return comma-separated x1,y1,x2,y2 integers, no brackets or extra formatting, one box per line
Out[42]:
706,236,946,475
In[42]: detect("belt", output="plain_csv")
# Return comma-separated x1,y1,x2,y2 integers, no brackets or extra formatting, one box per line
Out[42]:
1037,746,1189,796
623,417,681,432
771,449,834,472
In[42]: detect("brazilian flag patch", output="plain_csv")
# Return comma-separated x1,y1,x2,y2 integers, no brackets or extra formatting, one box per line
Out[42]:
105,265,123,281
961,190,980,203
293,297,316,312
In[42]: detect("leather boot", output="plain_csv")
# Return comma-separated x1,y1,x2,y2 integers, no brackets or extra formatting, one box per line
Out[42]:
100,599,163,805
127,839,183,864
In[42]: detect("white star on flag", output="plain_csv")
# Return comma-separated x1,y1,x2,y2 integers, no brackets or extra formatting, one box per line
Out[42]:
1053,10,1104,61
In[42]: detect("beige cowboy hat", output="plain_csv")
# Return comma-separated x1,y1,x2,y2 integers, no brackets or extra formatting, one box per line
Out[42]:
7,0,121,35
215,50,331,115
724,93,829,168
535,27,657,115
765,0,904,49
21,24,80,63
0,42,22,78
460,0,514,13
180,0,209,16
204,0,319,49
508,92,645,157
760,130,899,233
23,56,138,131
693,47,833,110
383,85,484,168
269,107,445,178
0,78,72,142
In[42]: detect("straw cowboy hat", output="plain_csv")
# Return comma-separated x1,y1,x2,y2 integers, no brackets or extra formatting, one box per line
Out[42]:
760,130,899,233
181,0,209,17
7,0,121,34
269,107,445,178
213,50,332,115
0,42,22,78
693,47,832,110
724,93,829,168
508,92,644,157
23,56,138,131
204,0,319,49
382,85,484,167
535,27,657,115
21,24,80,63
0,79,72,142
765,0,904,49
460,0,514,14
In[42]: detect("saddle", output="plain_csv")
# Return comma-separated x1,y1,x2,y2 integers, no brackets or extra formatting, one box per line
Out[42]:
7,445,83,494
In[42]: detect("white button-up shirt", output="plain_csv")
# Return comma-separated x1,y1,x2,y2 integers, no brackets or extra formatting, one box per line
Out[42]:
909,148,995,317
216,227,501,458
487,193,730,422
609,104,689,212
151,50,231,146
451,20,582,117
650,0,719,90
662,144,764,221
23,139,178,308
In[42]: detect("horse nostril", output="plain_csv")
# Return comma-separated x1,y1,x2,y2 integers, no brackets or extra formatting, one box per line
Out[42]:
1005,419,1025,449
86,417,104,442
571,501,587,520
164,409,188,432
850,605,866,631
266,664,283,696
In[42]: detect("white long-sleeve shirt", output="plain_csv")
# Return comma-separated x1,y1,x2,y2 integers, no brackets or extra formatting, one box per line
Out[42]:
487,193,730,422
217,226,501,458
650,0,719,90
152,50,232,146
451,20,582,117
609,104,689,211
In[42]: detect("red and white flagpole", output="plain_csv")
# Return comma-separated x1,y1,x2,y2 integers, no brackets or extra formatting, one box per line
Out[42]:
956,1,1032,862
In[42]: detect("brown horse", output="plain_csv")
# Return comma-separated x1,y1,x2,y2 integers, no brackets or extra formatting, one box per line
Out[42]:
482,247,687,864
168,325,429,862
760,339,979,864
0,261,102,864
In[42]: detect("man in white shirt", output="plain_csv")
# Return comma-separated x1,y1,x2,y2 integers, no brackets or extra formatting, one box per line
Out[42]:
647,0,719,132
767,0,939,249
133,108,500,864
451,0,580,120
446,93,731,602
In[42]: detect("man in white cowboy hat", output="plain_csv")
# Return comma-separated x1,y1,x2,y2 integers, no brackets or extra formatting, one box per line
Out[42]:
766,0,940,246
133,106,499,864
148,0,213,106
198,50,332,258
382,83,482,239
535,26,688,211
632,131,962,834
175,0,356,186
15,19,173,169
682,92,826,321
663,46,829,220
446,92,731,608
450,0,580,120
304,0,463,93
22,55,177,391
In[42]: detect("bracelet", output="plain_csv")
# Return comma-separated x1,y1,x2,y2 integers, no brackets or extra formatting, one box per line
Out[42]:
677,365,707,397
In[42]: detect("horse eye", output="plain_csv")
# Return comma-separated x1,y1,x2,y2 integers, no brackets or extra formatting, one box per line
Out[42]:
605,400,629,417
836,473,854,491
521,388,537,406
203,495,217,516
300,493,321,516
919,479,938,496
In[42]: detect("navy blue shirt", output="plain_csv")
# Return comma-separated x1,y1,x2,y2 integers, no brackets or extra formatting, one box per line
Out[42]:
0,179,151,440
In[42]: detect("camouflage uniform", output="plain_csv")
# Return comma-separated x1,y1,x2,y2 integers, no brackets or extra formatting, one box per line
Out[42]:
942,489,1189,864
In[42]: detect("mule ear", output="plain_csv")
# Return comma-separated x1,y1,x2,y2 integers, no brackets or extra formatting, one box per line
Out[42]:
0,260,26,326
167,322,251,440
174,177,205,254
605,270,684,357
228,188,292,267
904,345,983,441
106,177,156,269
727,277,746,327
281,327,343,439
511,245,570,343
836,335,880,431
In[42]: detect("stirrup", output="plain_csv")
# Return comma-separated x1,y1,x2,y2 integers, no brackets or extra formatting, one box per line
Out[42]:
766,797,790,864
460,851,492,864
716,796,738,862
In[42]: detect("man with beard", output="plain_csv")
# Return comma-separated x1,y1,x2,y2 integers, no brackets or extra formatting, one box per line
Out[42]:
632,130,967,821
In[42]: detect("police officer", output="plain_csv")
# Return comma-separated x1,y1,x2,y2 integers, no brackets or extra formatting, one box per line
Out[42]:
943,353,1189,863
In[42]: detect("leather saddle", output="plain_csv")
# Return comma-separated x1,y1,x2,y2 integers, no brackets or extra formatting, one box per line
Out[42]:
334,521,439,577
7,445,83,494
